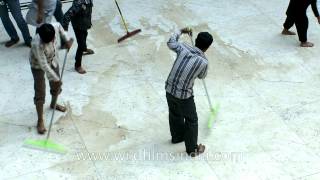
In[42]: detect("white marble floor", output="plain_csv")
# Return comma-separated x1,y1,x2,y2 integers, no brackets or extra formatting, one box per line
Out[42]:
1,0,320,179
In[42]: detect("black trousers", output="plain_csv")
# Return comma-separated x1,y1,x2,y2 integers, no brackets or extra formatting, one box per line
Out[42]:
54,0,63,23
74,28,88,68
284,15,309,42
166,93,198,154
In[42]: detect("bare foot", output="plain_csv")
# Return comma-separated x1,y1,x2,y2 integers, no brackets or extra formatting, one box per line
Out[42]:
75,66,87,74
300,42,314,47
37,120,47,134
189,144,206,157
51,104,67,112
282,29,296,35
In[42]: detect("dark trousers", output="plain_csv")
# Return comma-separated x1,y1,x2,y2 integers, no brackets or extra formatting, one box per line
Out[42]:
166,93,198,154
54,0,63,23
74,28,88,68
284,15,309,42
31,67,61,105
0,0,32,43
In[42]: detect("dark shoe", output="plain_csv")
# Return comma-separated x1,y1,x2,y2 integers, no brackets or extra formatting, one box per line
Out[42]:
171,137,184,144
25,42,31,48
5,39,19,47
83,48,94,56
188,144,206,157
75,66,87,74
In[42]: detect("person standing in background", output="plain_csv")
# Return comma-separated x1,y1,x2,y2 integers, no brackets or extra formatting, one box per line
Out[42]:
282,0,320,47
26,0,63,26
0,0,32,47
62,0,94,74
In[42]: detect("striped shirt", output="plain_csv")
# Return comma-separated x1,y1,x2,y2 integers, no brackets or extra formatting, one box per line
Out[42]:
165,31,208,99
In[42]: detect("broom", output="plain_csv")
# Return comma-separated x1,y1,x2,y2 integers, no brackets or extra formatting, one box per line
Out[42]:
115,0,141,43
201,77,220,128
188,32,219,128
24,45,72,154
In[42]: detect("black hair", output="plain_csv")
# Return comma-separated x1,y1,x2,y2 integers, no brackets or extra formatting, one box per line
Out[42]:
195,32,213,51
38,23,55,43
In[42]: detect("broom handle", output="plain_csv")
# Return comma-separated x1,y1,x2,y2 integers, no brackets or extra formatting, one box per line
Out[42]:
202,79,214,111
189,34,213,111
115,0,129,33
46,49,69,141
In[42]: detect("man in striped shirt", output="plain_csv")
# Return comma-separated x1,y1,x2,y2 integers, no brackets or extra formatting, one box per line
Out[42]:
166,28,213,157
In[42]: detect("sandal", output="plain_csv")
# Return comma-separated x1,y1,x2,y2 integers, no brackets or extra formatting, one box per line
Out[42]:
83,48,94,56
189,144,206,157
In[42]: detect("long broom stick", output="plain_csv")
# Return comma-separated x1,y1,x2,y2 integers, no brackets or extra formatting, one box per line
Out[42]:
46,48,69,141
114,0,141,43
201,78,219,128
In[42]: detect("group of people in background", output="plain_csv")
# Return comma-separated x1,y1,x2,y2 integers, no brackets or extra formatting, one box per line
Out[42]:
0,0,94,135
0,0,94,73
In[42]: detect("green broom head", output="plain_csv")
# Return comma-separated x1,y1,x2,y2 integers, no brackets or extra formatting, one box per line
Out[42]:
208,103,220,128
24,139,67,154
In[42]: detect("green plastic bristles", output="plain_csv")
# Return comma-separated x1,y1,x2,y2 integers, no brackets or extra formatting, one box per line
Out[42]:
208,104,220,129
24,139,67,154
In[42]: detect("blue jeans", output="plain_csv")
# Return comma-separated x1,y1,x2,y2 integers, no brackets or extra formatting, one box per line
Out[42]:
0,0,32,43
